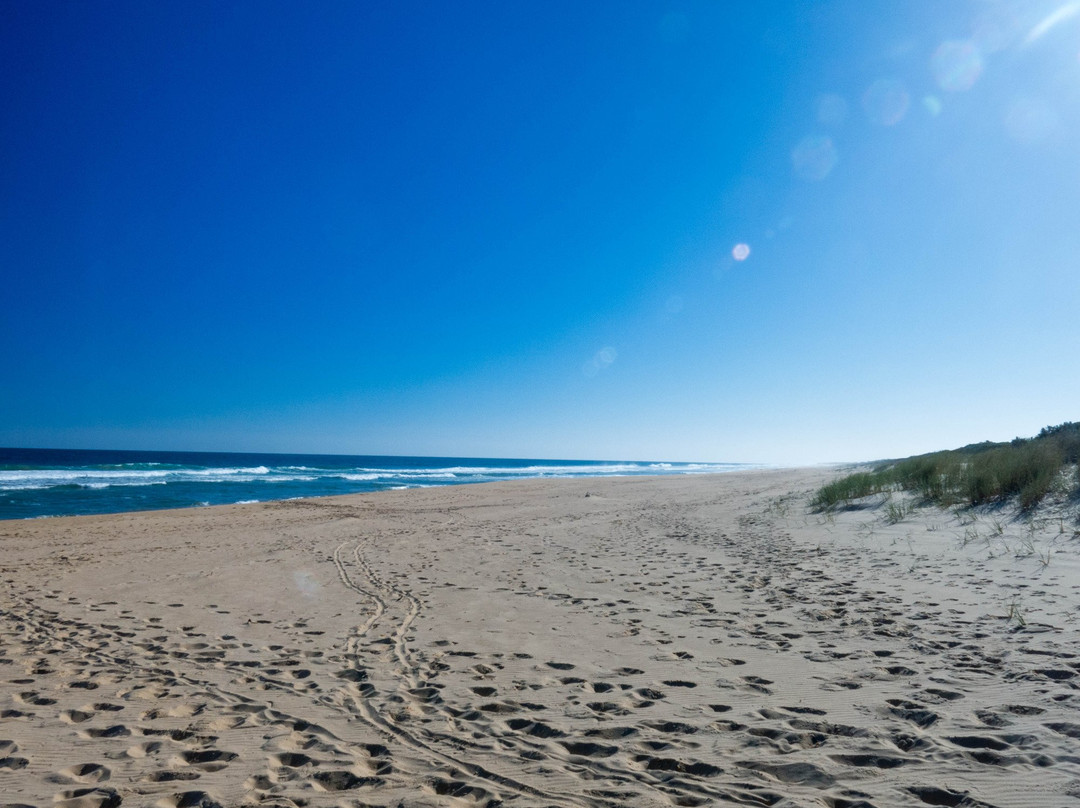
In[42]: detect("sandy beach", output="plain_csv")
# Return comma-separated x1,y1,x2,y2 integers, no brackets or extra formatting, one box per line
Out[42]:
2,468,1079,808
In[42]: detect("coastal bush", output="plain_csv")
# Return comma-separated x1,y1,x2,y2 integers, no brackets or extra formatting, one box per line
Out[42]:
964,443,1062,510
1038,422,1080,463
885,452,964,504
813,422,1079,512
811,472,886,510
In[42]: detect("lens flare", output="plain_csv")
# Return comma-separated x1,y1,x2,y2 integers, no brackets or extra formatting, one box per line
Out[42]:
791,135,838,181
1024,2,1080,46
862,79,910,126
293,570,319,598
583,347,618,377
732,243,751,261
932,40,983,91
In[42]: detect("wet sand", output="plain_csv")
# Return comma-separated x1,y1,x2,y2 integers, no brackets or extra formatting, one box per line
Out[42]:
2,468,1079,808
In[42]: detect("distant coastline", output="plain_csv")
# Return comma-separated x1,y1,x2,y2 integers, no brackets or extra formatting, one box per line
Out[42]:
0,447,758,520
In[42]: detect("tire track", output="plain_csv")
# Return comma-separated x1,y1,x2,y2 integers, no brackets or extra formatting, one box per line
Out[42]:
331,539,604,808
0,588,392,805
333,533,759,808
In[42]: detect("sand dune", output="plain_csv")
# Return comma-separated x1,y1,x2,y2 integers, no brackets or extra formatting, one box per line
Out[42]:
2,469,1079,807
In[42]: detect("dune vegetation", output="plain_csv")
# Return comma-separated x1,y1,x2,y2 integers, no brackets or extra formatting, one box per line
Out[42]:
814,422,1080,512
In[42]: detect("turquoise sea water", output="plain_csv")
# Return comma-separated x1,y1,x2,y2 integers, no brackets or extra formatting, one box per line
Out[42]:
0,448,754,520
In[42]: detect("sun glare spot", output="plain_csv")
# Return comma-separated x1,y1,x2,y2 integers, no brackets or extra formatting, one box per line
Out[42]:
1024,1,1080,46
293,570,319,598
862,78,910,126
732,243,751,261
923,95,943,116
932,40,984,92
791,135,838,181
583,347,618,377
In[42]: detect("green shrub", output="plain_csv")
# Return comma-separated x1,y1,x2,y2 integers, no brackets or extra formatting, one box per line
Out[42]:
813,421,1078,512
963,444,1062,508
811,472,885,510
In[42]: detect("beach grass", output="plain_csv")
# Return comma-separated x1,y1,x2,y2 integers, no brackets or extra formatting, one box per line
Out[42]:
813,421,1080,512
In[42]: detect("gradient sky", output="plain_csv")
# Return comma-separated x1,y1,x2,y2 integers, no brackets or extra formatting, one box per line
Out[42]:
3,1,1079,464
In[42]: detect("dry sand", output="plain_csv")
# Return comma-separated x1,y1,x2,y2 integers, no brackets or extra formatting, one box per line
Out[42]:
2,468,1080,808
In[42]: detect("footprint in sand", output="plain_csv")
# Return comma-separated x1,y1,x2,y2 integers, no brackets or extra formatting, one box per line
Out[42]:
310,769,383,792
0,754,29,771
52,787,122,808
1044,721,1080,739
737,759,834,787
139,770,201,783
586,701,628,715
425,776,499,805
907,785,988,807
560,740,619,758
740,675,773,694
632,754,722,777
53,764,112,784
545,661,575,670
153,791,223,808
661,679,697,688
975,709,1012,728
15,691,56,706
505,718,566,738
170,749,237,772
584,725,637,739
77,725,130,739
830,752,908,769
60,709,94,724
269,751,319,769
644,720,699,735
125,743,163,760
885,698,939,728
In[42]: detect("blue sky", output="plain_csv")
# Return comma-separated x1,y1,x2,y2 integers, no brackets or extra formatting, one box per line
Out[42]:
3,1,1079,464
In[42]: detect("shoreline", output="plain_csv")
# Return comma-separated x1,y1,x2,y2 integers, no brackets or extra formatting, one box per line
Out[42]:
9,465,810,522
0,452,776,522
2,468,1078,807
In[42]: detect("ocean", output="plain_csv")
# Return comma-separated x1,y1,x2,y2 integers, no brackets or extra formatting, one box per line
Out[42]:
0,448,754,520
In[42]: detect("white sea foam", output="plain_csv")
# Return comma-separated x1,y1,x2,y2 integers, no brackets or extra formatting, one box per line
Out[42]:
181,466,270,476
0,459,753,494
0,452,758,521
0,463,297,491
